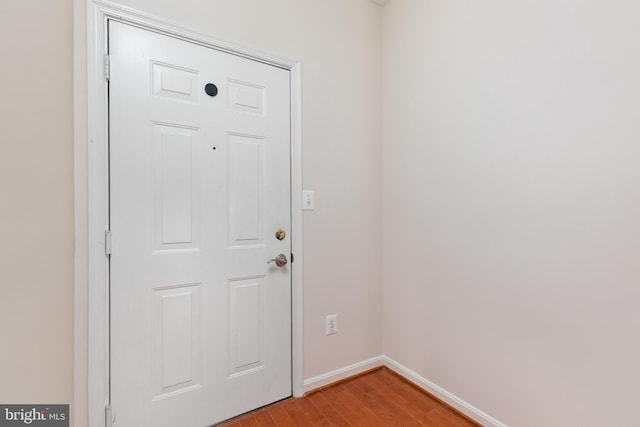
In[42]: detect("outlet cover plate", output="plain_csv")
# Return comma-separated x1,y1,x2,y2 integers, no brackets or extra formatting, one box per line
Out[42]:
326,314,337,335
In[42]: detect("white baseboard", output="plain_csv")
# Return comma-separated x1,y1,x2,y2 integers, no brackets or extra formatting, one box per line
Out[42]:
303,355,385,393
303,355,507,427
382,356,508,427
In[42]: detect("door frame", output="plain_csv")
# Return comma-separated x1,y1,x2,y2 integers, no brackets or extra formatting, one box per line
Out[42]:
82,2,304,426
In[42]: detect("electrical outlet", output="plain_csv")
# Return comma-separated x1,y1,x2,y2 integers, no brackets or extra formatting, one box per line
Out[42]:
325,314,337,335
302,190,315,210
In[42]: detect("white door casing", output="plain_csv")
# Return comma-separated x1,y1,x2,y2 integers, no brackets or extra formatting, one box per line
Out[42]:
109,21,292,426
84,4,304,426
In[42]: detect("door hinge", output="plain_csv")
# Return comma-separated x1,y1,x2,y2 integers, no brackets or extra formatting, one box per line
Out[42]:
291,253,294,263
104,54,110,81
105,405,114,427
105,230,112,255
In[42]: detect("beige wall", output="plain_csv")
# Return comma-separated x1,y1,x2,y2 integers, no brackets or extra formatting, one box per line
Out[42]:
381,1,640,426
0,0,75,404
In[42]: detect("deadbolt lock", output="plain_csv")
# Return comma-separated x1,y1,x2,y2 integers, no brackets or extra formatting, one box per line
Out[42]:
275,229,286,241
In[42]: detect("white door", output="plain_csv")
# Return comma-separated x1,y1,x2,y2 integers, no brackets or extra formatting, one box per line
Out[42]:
109,21,292,427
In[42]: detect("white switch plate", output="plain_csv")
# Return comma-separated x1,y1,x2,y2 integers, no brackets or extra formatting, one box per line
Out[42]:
302,190,314,210
326,314,337,335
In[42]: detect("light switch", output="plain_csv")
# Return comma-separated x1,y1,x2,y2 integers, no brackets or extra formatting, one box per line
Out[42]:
302,190,314,210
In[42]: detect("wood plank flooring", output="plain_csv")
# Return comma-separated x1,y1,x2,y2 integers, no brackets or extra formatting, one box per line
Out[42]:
217,368,480,427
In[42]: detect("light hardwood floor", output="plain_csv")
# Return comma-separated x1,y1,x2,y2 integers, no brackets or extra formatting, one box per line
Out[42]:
217,368,480,426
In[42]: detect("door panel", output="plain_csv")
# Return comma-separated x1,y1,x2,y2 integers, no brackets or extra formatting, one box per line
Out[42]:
109,21,291,427
151,284,202,400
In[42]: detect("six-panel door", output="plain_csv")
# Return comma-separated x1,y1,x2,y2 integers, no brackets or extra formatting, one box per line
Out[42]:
109,21,292,427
